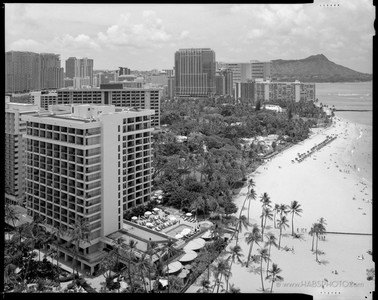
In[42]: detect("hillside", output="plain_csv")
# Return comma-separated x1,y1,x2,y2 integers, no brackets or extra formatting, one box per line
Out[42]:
271,54,372,82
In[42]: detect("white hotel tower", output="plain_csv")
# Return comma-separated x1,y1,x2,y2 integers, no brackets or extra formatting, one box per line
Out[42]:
22,104,154,274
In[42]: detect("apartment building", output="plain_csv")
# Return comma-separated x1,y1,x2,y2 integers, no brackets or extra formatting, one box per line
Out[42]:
56,88,161,128
22,104,154,274
174,48,216,97
254,80,316,102
5,103,40,205
251,61,271,81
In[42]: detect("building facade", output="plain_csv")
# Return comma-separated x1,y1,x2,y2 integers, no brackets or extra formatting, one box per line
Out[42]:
5,51,41,93
65,57,94,86
174,48,216,97
55,88,161,128
40,53,64,90
22,104,154,274
251,61,271,81
5,103,40,205
254,80,316,103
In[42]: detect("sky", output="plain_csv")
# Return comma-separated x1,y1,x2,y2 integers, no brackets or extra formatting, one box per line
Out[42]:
5,1,375,73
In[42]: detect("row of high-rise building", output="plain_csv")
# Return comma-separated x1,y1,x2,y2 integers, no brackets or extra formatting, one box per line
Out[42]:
65,57,94,88
234,80,316,103
6,51,65,93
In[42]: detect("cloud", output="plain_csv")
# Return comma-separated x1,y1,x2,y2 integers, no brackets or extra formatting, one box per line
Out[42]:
97,11,179,49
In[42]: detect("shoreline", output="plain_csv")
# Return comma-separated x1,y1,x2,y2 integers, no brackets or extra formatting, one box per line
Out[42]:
186,115,373,298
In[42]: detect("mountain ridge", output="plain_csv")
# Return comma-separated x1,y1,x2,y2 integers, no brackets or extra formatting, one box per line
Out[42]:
271,54,372,83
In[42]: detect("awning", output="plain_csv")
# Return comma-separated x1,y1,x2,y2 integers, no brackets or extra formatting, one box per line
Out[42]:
178,250,197,262
131,216,138,220
144,211,152,215
153,208,160,212
201,231,213,240
146,222,154,227
184,238,206,251
165,261,182,274
169,215,177,221
186,212,192,217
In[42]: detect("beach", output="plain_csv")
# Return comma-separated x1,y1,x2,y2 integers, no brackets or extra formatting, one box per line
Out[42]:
186,116,374,299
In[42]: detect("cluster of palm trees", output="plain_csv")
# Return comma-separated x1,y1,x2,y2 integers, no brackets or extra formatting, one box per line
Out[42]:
202,178,307,293
4,204,95,292
308,217,327,263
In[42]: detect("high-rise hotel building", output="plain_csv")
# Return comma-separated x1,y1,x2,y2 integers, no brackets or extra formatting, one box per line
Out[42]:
22,104,154,274
5,103,40,205
174,48,216,97
5,51,64,93
55,87,161,128
65,57,94,87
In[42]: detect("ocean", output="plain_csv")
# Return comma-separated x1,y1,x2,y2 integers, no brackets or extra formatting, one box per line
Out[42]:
316,81,372,184
315,81,373,126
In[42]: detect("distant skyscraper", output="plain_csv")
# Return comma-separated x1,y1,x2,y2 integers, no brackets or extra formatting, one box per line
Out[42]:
65,57,94,86
174,48,216,97
5,51,41,93
65,57,78,79
215,68,233,97
118,67,131,76
40,53,64,89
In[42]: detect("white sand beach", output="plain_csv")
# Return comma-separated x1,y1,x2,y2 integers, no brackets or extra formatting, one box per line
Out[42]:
187,116,374,299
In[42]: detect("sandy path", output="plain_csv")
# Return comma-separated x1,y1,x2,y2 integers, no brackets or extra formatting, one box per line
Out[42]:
186,117,374,299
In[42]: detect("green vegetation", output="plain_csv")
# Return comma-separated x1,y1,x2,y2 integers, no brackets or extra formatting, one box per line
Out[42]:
154,97,330,216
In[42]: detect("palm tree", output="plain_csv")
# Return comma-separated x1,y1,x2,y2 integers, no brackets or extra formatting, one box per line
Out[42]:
273,204,280,228
266,263,283,293
308,223,316,251
231,215,249,245
50,225,66,281
211,257,231,293
67,217,91,277
289,201,303,236
197,276,211,293
244,224,261,267
314,221,326,263
240,178,255,220
264,232,278,278
146,240,158,292
277,215,289,250
259,193,271,229
258,248,270,292
278,204,289,218
122,239,138,293
163,238,178,294
260,207,273,241
4,203,20,239
225,244,244,292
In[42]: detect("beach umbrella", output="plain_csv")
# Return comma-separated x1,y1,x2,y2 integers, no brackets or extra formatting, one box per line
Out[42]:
158,195,163,199
201,231,213,240
184,238,206,251
153,207,160,212
175,233,184,239
177,269,189,279
144,211,152,216
181,228,191,236
168,215,177,221
186,212,192,217
179,250,198,263
146,222,154,227
131,216,138,220
165,261,182,274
